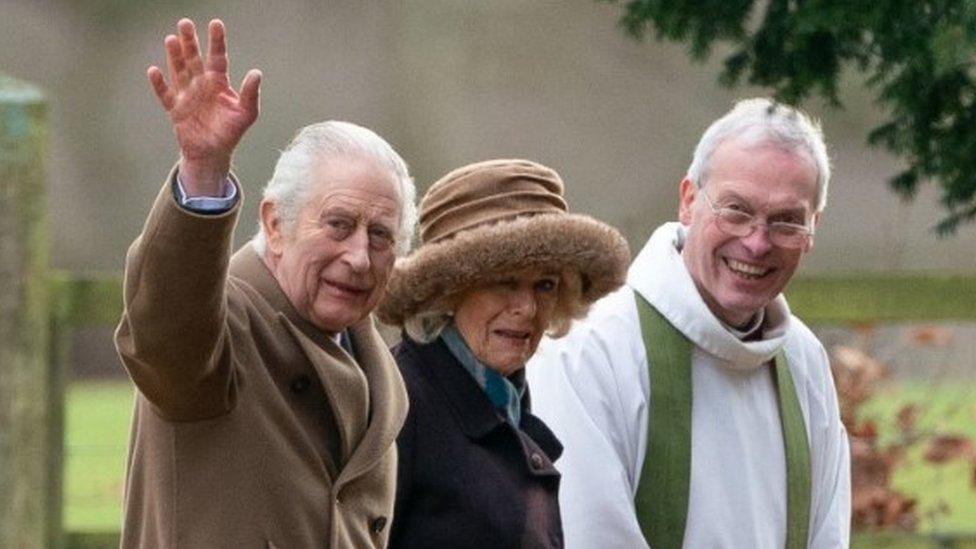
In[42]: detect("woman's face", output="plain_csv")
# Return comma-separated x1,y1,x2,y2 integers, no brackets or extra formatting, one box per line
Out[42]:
453,267,560,376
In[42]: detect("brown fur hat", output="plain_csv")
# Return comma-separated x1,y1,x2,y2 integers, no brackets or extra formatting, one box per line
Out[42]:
377,159,630,328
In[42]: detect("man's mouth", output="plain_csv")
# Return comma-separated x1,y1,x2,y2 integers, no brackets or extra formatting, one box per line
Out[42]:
323,279,370,298
724,258,772,280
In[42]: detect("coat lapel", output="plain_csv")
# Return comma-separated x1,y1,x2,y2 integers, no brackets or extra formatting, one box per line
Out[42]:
230,244,373,466
408,338,562,474
282,320,370,464
413,338,507,440
335,319,408,487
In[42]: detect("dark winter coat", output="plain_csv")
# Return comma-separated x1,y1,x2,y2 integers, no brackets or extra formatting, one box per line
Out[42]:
389,335,564,548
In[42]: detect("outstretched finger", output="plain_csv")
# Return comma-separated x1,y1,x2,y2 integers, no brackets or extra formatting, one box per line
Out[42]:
177,18,205,78
205,19,229,79
239,69,262,119
147,66,175,111
164,35,189,89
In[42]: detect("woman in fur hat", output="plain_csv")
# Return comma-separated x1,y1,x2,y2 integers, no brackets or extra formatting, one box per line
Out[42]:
378,159,630,548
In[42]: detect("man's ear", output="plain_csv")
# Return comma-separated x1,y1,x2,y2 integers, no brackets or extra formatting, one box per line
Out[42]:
260,199,284,256
804,211,821,253
678,178,697,225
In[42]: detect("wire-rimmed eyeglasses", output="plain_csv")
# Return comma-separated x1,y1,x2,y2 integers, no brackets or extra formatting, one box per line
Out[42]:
700,188,815,249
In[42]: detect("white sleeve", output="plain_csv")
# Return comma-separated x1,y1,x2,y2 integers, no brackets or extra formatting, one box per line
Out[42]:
807,344,852,549
527,288,650,549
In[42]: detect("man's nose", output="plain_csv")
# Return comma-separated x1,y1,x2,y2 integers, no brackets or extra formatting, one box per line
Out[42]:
740,224,774,256
343,228,371,273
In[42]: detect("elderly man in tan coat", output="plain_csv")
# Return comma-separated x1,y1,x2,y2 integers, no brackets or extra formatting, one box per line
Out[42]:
114,18,416,548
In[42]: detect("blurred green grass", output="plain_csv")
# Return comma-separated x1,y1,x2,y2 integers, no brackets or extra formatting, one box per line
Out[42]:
786,276,976,324
859,380,976,533
64,381,132,533
853,533,976,548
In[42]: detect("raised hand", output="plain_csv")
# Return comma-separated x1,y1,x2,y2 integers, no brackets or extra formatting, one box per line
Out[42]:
147,18,261,195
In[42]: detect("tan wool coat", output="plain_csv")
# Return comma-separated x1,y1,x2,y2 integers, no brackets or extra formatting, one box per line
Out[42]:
114,172,408,548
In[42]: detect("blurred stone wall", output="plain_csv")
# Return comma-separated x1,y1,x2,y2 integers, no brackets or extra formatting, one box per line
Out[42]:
1,0,974,276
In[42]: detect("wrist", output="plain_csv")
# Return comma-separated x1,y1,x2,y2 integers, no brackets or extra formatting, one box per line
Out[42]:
178,156,231,196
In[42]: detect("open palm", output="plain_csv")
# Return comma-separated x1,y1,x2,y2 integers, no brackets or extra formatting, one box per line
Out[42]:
148,19,260,192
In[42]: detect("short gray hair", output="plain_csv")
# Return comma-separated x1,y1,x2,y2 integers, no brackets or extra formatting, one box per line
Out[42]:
687,98,831,212
252,120,417,256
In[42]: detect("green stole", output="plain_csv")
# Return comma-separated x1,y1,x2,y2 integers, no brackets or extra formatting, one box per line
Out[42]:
633,294,811,549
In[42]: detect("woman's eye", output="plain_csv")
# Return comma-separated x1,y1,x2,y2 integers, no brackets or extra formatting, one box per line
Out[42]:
535,278,558,293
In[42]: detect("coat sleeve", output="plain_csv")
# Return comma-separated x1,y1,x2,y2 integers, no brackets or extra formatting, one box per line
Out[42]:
114,167,242,421
527,288,650,549
807,343,852,548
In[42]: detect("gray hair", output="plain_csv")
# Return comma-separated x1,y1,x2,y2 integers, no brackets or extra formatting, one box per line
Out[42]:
252,120,417,256
687,98,831,212
404,310,454,344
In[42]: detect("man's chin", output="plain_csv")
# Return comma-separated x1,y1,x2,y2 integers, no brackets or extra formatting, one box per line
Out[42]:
715,295,770,325
311,305,364,334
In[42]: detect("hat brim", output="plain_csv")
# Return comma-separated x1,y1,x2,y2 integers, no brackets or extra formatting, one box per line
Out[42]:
377,213,630,326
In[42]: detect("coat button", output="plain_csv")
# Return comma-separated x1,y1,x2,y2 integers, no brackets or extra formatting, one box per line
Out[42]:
290,374,311,394
530,452,545,469
370,516,387,534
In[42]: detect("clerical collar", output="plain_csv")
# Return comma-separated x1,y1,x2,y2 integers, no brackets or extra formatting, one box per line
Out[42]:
721,309,765,341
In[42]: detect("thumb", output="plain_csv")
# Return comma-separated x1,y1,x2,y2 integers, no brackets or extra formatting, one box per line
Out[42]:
239,69,262,119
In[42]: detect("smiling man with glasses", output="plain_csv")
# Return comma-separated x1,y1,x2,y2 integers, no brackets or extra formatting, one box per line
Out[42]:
528,98,851,548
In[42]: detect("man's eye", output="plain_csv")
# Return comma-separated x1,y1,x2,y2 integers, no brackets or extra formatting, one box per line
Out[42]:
369,228,394,250
777,216,805,225
325,218,354,236
771,223,805,236
719,209,752,224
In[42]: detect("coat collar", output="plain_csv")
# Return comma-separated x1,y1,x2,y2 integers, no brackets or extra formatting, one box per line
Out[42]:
230,243,339,350
230,244,408,486
628,222,792,369
337,317,408,486
413,337,505,440
406,337,562,462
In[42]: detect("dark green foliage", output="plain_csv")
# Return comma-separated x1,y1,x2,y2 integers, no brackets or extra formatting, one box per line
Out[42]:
607,0,976,235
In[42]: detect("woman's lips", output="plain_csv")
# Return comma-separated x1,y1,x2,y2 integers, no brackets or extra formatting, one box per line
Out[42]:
493,329,531,341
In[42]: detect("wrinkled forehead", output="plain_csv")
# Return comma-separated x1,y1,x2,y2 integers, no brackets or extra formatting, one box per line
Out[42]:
705,138,819,208
307,154,402,205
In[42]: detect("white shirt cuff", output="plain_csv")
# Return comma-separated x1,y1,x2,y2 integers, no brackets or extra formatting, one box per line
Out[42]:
176,174,238,212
